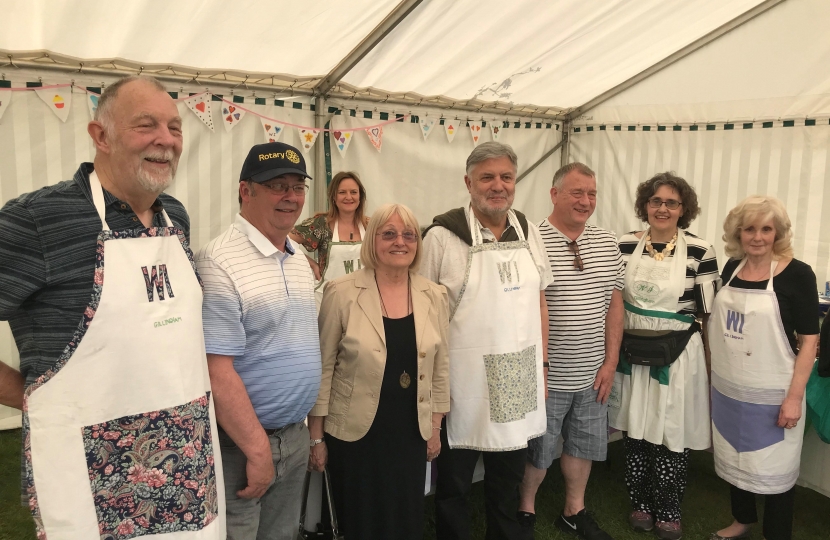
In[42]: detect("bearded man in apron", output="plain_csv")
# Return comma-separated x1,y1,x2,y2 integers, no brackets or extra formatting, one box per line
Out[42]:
421,142,553,540
0,77,225,539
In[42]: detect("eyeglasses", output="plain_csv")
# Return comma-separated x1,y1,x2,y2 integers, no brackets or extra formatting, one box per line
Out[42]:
648,197,682,210
377,230,419,243
568,241,584,271
259,182,309,195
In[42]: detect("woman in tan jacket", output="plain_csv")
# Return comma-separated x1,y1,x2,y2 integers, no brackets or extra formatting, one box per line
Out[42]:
308,203,450,540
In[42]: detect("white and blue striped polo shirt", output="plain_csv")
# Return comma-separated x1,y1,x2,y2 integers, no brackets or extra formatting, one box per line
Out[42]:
197,213,321,429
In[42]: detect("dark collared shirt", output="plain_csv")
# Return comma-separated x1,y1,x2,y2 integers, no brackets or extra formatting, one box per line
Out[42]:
0,163,190,387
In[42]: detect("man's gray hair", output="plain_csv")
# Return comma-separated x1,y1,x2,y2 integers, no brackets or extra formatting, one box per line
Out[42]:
465,142,518,176
95,76,168,133
552,162,596,188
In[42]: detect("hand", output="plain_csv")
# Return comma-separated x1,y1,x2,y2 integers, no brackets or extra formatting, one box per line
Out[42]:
777,397,802,429
237,450,275,499
308,441,327,472
427,430,441,462
593,363,616,404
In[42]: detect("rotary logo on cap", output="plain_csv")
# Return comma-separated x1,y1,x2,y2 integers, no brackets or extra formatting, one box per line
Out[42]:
241,142,311,183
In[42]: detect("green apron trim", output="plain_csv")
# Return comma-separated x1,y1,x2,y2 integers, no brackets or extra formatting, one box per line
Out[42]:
624,301,696,324
616,358,670,385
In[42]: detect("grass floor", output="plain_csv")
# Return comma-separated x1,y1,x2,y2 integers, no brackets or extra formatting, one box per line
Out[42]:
2,428,828,540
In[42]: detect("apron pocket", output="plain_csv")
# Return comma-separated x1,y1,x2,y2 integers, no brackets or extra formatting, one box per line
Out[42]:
712,387,785,452
82,393,219,538
483,345,538,423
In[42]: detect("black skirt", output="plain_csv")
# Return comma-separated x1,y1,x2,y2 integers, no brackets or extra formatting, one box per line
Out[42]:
326,313,426,540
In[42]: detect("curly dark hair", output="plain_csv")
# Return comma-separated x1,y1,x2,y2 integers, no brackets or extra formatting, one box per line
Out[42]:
634,172,700,229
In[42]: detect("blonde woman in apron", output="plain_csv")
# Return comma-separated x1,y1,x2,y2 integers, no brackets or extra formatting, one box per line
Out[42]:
290,171,369,308
610,173,719,540
709,196,819,540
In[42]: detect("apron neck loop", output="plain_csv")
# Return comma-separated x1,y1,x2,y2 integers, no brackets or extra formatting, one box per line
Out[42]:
726,258,778,290
332,219,365,243
467,204,523,246
89,171,110,231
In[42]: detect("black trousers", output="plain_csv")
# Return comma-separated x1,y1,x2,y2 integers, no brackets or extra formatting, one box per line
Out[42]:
434,418,527,540
624,436,690,522
731,485,795,540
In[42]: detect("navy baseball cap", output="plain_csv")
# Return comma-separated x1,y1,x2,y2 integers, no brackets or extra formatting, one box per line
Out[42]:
239,142,312,183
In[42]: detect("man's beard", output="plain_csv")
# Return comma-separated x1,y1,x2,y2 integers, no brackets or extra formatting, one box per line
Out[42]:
471,191,513,219
135,150,178,194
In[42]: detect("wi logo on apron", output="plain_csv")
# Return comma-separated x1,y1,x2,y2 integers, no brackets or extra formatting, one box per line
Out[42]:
726,310,745,333
343,258,362,274
142,264,175,302
496,261,520,284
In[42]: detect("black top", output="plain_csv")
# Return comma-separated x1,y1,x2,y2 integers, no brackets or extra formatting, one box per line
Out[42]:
722,258,819,354
820,311,830,377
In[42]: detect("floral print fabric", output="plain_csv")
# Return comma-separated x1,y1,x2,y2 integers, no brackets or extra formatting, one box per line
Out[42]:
291,214,332,272
483,345,538,423
82,393,218,539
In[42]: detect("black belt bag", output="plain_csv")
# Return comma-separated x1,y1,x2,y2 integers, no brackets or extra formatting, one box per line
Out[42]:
620,321,701,367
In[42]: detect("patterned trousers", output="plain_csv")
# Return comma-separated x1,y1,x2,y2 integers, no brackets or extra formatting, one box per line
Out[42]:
624,435,690,523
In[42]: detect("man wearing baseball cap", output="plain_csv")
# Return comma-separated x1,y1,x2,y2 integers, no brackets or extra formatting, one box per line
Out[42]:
196,142,322,539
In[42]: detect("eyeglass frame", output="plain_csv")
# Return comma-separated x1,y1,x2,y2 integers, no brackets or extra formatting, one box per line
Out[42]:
376,230,419,243
567,240,584,271
647,197,682,210
256,180,310,196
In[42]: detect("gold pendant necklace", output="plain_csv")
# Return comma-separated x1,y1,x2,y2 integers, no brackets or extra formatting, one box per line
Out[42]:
400,371,411,389
644,230,678,261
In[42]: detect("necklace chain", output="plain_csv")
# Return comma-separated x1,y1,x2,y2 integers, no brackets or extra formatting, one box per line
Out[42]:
376,273,412,317
644,230,678,261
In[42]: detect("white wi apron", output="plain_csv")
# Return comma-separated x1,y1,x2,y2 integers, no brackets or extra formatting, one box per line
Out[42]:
314,221,364,308
445,209,546,451
709,259,805,494
22,173,225,540
609,230,711,451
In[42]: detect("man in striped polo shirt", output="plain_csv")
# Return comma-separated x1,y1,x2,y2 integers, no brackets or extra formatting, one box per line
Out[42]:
518,162,624,540
197,142,321,540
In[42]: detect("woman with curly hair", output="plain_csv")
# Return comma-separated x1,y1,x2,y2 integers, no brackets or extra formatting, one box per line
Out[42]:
290,171,369,306
610,172,720,540
709,196,818,540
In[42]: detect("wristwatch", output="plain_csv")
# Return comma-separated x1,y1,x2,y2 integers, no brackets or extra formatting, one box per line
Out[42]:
309,438,324,447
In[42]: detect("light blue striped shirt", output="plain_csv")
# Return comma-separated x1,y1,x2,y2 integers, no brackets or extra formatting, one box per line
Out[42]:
197,214,321,429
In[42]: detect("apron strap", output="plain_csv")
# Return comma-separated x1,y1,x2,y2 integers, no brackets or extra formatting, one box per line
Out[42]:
89,171,110,231
468,205,525,246
725,259,778,291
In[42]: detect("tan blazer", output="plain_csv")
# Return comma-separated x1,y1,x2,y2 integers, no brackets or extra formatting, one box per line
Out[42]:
310,268,450,441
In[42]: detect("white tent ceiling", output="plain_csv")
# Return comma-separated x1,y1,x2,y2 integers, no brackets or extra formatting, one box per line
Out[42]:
0,0,771,115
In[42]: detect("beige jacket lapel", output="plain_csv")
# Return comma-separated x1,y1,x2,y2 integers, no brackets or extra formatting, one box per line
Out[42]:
355,268,385,345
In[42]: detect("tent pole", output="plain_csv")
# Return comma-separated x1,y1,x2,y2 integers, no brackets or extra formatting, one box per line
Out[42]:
560,119,571,168
314,96,328,213
567,0,785,119
314,0,424,96
516,140,564,184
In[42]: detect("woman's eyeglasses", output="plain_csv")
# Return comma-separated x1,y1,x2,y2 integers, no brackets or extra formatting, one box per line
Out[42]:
568,241,584,271
648,197,682,210
377,230,419,243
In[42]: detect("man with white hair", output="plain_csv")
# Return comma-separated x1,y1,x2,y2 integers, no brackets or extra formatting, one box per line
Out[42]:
421,141,553,540
0,76,225,539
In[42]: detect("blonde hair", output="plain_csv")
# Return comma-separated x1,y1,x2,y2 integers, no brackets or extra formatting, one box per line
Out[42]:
361,203,423,271
722,195,794,260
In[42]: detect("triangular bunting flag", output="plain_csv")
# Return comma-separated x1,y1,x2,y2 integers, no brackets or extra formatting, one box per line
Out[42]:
366,126,383,152
260,117,284,142
86,92,99,120
419,117,437,141
491,123,503,141
0,90,11,124
444,119,459,143
221,102,246,132
332,129,354,157
298,128,320,153
470,121,483,146
183,93,215,131
35,86,72,123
